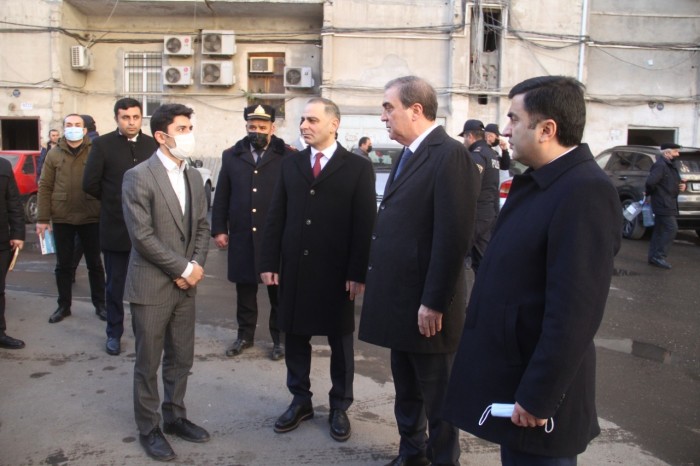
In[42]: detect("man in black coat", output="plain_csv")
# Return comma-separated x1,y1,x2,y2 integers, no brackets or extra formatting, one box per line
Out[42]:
211,104,293,360
460,118,501,273
260,97,376,443
443,76,622,465
646,142,684,269
0,158,26,349
83,98,157,355
359,76,480,466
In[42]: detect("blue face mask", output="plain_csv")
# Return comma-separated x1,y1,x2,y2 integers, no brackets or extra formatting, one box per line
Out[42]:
64,126,85,142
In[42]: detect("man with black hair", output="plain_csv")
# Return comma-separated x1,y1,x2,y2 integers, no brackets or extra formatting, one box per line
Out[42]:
36,128,60,182
122,103,210,461
444,76,622,465
84,98,157,355
352,136,373,158
212,104,293,360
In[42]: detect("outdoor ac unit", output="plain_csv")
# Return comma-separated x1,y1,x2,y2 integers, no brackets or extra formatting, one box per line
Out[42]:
249,56,275,74
284,66,314,88
70,45,93,70
200,61,235,86
201,30,236,56
163,35,193,56
162,66,192,86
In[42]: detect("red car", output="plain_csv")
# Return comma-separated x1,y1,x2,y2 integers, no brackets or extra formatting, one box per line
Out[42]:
0,150,41,223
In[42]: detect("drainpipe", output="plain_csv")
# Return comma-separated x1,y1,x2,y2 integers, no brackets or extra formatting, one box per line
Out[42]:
577,0,589,82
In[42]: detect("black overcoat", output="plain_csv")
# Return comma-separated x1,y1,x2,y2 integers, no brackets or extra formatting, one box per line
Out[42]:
358,126,480,353
0,158,25,250
211,135,293,283
83,129,157,251
443,144,622,456
260,145,376,336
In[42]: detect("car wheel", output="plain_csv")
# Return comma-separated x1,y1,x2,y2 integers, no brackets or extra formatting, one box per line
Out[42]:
621,198,645,240
205,181,212,210
24,193,38,224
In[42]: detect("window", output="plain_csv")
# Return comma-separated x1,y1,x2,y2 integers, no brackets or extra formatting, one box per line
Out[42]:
124,52,163,117
22,154,36,175
470,6,503,92
247,52,286,119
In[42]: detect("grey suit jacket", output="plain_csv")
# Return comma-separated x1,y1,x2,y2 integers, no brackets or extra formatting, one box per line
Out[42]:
122,153,210,305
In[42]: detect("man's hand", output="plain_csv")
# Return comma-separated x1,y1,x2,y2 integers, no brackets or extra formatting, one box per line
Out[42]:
10,239,24,251
499,138,509,151
214,233,229,248
174,277,190,290
261,272,278,286
36,223,51,238
511,402,547,428
417,305,443,337
346,281,365,301
185,263,204,287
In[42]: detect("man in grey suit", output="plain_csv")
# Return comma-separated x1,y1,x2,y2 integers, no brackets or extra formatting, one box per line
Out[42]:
122,103,211,461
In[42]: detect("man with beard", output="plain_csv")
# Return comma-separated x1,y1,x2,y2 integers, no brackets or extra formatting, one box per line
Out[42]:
212,104,294,360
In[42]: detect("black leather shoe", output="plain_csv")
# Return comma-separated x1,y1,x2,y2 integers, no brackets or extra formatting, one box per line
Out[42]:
329,408,351,441
48,307,71,323
106,337,121,355
163,418,210,443
95,306,107,321
385,454,431,466
139,426,176,461
649,257,672,269
274,403,314,433
225,338,252,357
270,344,285,361
0,334,25,349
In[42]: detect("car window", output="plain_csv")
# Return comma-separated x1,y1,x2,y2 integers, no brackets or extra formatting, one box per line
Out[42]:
595,151,612,170
0,154,19,168
608,151,636,171
678,151,700,174
22,154,35,175
369,147,402,171
634,153,654,171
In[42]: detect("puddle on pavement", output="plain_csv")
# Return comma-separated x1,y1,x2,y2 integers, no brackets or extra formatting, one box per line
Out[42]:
595,337,672,364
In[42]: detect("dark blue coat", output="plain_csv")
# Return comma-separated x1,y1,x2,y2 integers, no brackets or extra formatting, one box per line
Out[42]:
646,155,681,216
443,144,622,456
211,135,293,284
359,126,480,353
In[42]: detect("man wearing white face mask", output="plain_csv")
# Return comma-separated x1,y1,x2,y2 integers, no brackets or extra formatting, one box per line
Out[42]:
37,113,106,325
122,103,211,462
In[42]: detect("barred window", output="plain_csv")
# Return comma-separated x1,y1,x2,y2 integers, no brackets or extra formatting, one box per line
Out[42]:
124,52,163,117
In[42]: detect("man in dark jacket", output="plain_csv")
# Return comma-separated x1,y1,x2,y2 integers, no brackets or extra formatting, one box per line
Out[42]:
37,114,106,325
260,97,376,443
443,76,622,465
646,142,684,269
211,104,293,360
36,129,60,182
460,119,501,273
0,157,26,349
359,76,480,466
83,98,157,355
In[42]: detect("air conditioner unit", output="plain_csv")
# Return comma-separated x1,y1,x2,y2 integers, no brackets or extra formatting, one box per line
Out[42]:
201,30,236,56
284,66,314,88
162,66,192,86
200,61,235,86
249,57,275,74
163,35,193,56
70,45,93,70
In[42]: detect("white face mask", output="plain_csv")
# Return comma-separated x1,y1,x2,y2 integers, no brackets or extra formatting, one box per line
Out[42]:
64,126,85,142
163,132,195,160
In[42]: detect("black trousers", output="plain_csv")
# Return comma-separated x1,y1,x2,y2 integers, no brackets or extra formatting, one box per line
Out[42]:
104,250,130,339
52,223,105,310
648,214,678,261
235,282,281,344
0,248,11,334
285,332,354,411
501,446,577,466
391,349,459,466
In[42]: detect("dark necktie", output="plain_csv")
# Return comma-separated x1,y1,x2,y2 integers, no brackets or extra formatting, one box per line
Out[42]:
312,152,323,178
394,147,413,179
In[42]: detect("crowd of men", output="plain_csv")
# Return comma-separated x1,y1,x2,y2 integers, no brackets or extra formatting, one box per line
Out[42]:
1,75,637,465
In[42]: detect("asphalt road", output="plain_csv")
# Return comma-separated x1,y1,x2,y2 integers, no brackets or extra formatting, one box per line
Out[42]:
1,222,698,465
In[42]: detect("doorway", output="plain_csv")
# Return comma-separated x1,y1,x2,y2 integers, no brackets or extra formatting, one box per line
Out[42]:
627,128,677,146
0,118,40,150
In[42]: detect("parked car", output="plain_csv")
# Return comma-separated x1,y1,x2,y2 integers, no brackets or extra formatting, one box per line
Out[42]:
594,145,700,239
0,150,41,223
498,159,527,209
186,157,214,209
368,146,402,206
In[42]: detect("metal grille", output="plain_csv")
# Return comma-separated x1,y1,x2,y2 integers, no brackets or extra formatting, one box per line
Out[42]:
124,52,163,117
